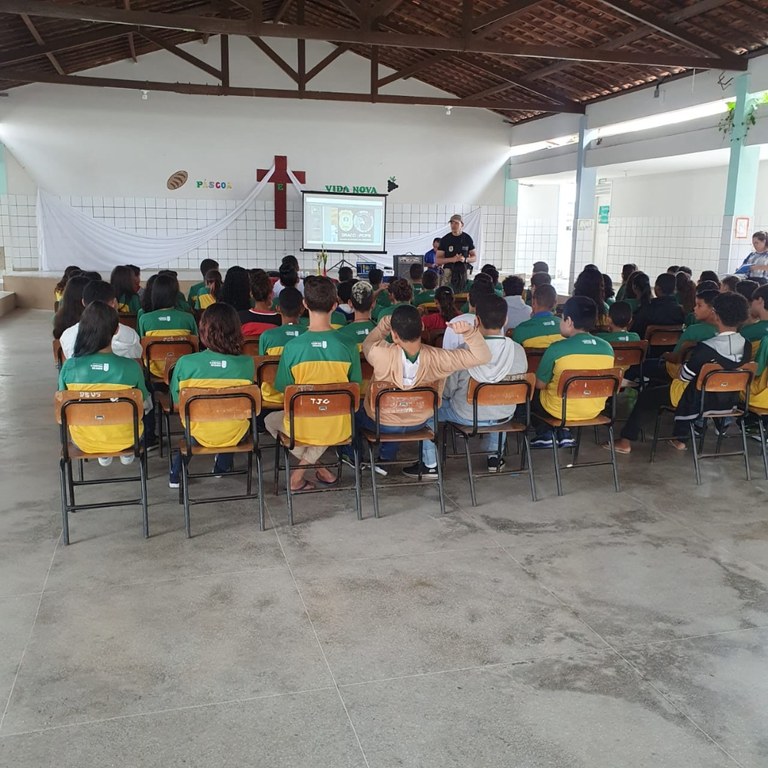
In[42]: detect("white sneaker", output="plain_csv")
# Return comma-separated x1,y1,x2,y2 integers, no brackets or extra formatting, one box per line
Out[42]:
98,457,113,467
120,455,135,465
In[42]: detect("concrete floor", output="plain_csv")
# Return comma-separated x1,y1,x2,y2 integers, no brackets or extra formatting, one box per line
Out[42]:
1,308,767,768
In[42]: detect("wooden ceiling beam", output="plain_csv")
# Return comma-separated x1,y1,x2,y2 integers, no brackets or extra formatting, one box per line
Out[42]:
472,0,544,35
0,27,130,67
138,28,222,79
593,0,742,67
123,0,137,63
305,43,350,82
231,0,262,19
272,0,294,23
0,68,579,112
19,12,65,75
249,36,299,82
0,1,745,69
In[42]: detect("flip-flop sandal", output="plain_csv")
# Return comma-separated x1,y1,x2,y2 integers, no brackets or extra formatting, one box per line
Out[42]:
670,440,688,451
315,472,338,486
602,441,631,455
290,479,315,493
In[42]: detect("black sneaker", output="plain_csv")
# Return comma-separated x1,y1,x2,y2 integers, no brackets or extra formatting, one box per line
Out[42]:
487,456,505,472
144,437,159,453
531,432,554,449
557,429,577,448
401,461,438,480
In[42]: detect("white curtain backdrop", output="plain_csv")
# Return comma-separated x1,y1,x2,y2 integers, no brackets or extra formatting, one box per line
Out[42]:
37,164,483,273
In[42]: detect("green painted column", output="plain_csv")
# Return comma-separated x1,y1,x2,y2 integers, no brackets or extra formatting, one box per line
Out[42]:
504,172,518,208
719,72,760,273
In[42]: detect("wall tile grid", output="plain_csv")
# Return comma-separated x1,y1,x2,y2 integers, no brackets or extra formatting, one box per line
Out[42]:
605,216,723,278
0,196,518,275
514,218,559,275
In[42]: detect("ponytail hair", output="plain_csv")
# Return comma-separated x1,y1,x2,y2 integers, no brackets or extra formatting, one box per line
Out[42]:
434,286,458,323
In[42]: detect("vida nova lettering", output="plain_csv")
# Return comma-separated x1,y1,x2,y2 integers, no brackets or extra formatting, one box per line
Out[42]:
324,185,378,194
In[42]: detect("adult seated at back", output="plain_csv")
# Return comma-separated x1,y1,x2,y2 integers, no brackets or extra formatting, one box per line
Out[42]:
416,294,527,475
630,272,685,341
60,280,142,360
502,275,531,331
442,275,495,350
531,296,615,449
512,283,561,349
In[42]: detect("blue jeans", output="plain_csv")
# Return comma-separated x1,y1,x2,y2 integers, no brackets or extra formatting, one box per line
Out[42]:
421,399,511,466
350,408,429,462
170,440,233,483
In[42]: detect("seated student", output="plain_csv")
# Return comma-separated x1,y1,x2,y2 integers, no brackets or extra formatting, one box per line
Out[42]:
699,270,721,287
443,275,495,350
334,281,356,324
187,258,219,305
273,258,305,299
480,264,503,296
336,281,376,351
53,275,91,341
127,265,143,302
369,266,387,301
372,277,413,322
424,237,441,269
138,273,198,378
416,294,527,474
239,269,281,337
259,287,306,355
111,265,141,315
54,265,82,304
502,275,532,330
60,280,142,360
742,283,768,356
736,279,758,302
337,266,354,284
533,260,549,274
532,296,615,449
422,286,458,334
512,284,562,349
265,276,362,492
596,301,641,343
59,301,151,466
603,274,615,307
615,263,637,302
612,292,750,453
356,305,491,476
524,269,552,306
414,269,439,306
684,279,720,326
222,266,253,312
195,269,223,311
630,272,685,341
139,274,157,317
156,269,193,313
168,304,256,488
409,263,424,293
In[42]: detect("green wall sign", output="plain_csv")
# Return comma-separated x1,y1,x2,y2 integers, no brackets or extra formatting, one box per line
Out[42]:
598,205,610,224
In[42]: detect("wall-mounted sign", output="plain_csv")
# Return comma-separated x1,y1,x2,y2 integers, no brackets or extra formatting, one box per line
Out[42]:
325,185,378,194
196,180,232,190
735,216,750,239
598,204,610,224
166,170,188,190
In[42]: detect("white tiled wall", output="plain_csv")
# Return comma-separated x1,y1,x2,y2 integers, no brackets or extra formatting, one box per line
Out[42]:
515,218,559,275
0,194,519,275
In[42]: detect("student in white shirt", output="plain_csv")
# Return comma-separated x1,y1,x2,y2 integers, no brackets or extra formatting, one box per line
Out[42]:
442,275,496,350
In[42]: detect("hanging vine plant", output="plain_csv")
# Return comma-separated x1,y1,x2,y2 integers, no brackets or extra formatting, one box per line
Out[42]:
718,92,768,138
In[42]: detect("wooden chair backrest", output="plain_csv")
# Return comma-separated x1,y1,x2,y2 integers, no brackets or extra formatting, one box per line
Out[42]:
696,362,756,393
178,385,261,421
525,347,546,374
467,373,536,407
141,335,199,368
611,341,649,369
55,388,143,427
254,355,281,386
242,336,262,358
369,383,439,426
121,313,138,330
361,357,374,382
453,294,468,312
53,339,65,367
420,302,439,314
505,328,515,338
284,382,360,418
421,329,444,348
557,368,622,399
645,325,683,346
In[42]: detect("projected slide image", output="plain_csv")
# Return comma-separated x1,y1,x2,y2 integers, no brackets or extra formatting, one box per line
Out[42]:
303,192,387,253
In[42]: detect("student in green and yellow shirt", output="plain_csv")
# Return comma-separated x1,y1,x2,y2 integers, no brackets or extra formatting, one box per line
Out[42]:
512,284,562,349
168,304,256,488
532,296,615,449
661,287,719,380
373,278,413,322
138,274,198,377
741,283,768,358
58,302,150,460
111,265,142,315
413,269,439,307
194,269,222,312
595,301,641,343
187,258,220,305
264,276,362,492
336,280,376,352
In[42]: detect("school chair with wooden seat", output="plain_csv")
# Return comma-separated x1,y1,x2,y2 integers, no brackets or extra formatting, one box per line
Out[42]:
121,313,138,330
253,354,282,445
242,336,263,359
176,385,264,537
273,383,362,526
533,368,623,497
644,325,683,352
610,340,648,382
442,374,537,505
55,389,149,545
650,363,756,485
52,339,65,370
361,384,445,517
524,347,547,375
421,328,445,348
747,365,768,479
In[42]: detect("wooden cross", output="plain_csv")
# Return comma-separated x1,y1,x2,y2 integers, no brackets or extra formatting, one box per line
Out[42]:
257,155,306,229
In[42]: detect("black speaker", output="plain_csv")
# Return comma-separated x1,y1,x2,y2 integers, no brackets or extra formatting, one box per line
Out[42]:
393,254,422,280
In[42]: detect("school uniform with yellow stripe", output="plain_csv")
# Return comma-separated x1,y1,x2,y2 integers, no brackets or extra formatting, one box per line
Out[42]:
512,312,563,349
170,350,255,448
117,293,141,315
58,353,149,453
537,334,615,420
275,331,362,445
257,324,307,406
138,308,198,377
194,291,216,311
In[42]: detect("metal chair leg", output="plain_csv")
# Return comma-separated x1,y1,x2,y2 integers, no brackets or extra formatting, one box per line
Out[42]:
284,447,294,526
573,426,583,464
353,443,363,521
715,418,725,456
523,435,537,502
246,450,253,496
273,440,281,496
368,441,380,518
140,450,149,538
59,459,71,545
552,434,563,496
255,450,265,532
463,435,477,507
740,417,751,481
608,425,620,492
650,409,663,463
435,435,447,515
182,453,192,537
759,418,768,480
689,421,702,485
